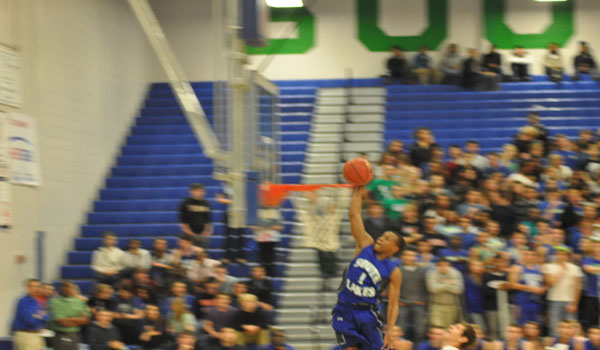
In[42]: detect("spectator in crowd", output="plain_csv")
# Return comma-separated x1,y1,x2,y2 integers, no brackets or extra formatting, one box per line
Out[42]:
364,201,399,242
482,255,508,340
160,282,196,317
172,235,199,274
426,259,464,328
230,282,249,309
368,164,398,202
440,44,462,84
113,284,144,345
544,43,564,82
388,325,413,350
464,140,490,172
216,186,247,264
86,309,125,350
187,247,220,284
482,45,502,75
49,281,91,350
580,239,600,329
203,293,237,347
543,246,583,337
179,183,212,248
262,329,295,350
442,324,476,350
253,204,283,277
11,279,48,350
247,265,274,311
121,239,152,277
438,235,469,273
413,45,437,85
91,232,125,285
398,249,428,342
230,294,270,347
167,298,196,335
139,304,168,350
550,321,576,349
416,326,444,350
410,127,439,167
150,238,173,291
494,324,524,350
217,327,243,350
386,46,411,85
508,249,545,325
88,284,117,315
463,49,500,91
523,322,543,350
196,277,220,318
584,326,600,350
573,41,598,81
214,264,239,295
383,185,410,222
509,46,533,82
387,139,405,159
169,331,196,350
464,260,486,331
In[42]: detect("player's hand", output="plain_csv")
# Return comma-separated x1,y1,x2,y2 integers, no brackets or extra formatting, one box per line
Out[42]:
382,331,394,350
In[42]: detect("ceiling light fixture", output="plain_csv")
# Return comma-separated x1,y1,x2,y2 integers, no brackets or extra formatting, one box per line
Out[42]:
265,0,304,8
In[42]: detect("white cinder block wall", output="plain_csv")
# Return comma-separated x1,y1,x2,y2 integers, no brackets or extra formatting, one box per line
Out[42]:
0,0,161,334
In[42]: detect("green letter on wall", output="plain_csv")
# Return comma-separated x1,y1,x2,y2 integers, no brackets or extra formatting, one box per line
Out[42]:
247,7,315,55
357,0,448,52
484,0,574,49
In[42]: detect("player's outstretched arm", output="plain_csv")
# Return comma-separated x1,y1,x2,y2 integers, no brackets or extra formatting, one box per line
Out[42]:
383,267,402,350
349,186,374,251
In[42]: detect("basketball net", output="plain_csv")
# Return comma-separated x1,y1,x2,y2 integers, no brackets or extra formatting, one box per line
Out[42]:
260,184,352,252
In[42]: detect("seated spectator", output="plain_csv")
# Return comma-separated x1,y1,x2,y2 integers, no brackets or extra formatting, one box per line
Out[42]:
495,325,524,350
399,204,423,244
374,152,398,178
167,331,196,350
131,269,159,305
231,282,249,309
363,201,399,241
440,44,462,85
196,277,220,318
150,238,174,290
410,127,439,167
49,281,91,350
464,140,489,172
385,46,411,85
11,279,47,350
457,190,487,218
247,266,274,311
548,320,576,349
388,325,413,350
485,153,512,178
139,304,169,350
167,298,197,335
413,45,437,85
584,326,600,350
203,293,238,347
462,48,500,91
416,325,443,350
179,183,212,248
161,282,196,316
500,144,520,174
113,284,144,345
573,41,599,81
509,46,533,82
91,232,124,285
544,42,564,82
383,185,409,222
86,309,126,350
172,235,200,274
426,259,463,328
217,327,243,350
187,247,220,284
547,154,573,181
214,264,239,295
523,322,544,350
88,284,117,315
230,294,270,347
262,329,295,350
121,239,152,277
482,44,502,75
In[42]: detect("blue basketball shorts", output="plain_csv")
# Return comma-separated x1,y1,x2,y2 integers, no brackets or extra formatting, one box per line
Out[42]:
331,302,383,350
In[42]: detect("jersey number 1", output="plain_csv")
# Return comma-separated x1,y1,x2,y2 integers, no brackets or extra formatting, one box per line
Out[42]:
358,272,367,285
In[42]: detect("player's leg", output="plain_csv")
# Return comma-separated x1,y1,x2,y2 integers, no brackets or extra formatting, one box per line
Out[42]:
332,305,364,350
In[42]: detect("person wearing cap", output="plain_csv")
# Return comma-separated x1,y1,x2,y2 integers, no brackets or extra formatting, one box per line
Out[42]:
542,245,583,337
179,183,212,248
11,279,48,350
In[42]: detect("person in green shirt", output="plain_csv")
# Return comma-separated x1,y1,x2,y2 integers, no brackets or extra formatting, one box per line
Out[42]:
382,185,409,221
367,165,399,202
49,281,91,350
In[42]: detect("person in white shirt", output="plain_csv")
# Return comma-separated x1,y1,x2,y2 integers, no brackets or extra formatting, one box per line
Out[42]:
187,247,220,283
441,323,477,350
542,246,583,337
91,232,125,285
510,46,533,82
121,238,152,277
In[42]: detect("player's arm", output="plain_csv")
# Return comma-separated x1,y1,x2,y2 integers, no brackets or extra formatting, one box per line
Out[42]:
383,267,402,350
349,186,374,252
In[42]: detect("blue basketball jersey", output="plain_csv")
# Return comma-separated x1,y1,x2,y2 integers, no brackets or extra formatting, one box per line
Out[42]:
337,245,398,305
515,264,543,305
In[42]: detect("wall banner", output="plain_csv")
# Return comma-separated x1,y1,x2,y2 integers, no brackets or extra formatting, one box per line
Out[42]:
8,113,41,186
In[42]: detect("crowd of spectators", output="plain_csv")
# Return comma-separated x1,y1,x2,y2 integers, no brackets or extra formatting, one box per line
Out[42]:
385,41,600,90
361,113,600,349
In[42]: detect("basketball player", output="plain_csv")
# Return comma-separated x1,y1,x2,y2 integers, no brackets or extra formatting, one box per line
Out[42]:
441,323,477,350
332,186,405,350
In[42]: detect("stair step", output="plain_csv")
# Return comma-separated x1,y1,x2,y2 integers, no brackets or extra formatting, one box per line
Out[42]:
317,95,386,105
318,87,386,97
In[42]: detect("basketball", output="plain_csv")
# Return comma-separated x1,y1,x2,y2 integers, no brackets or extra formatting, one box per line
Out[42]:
343,158,373,186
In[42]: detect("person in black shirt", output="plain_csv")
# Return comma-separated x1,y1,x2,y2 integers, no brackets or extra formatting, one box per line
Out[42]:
410,127,439,167
139,304,169,350
86,309,126,350
482,255,509,340
229,294,270,346
246,266,274,311
217,328,243,350
363,202,400,241
483,44,502,75
179,183,212,248
385,46,411,85
88,284,118,316
573,41,599,81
